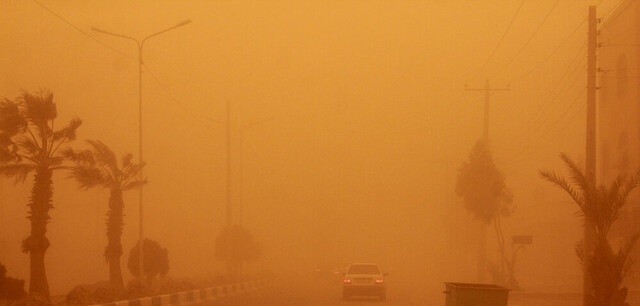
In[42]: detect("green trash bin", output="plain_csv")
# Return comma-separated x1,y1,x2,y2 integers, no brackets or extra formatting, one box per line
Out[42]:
443,282,509,306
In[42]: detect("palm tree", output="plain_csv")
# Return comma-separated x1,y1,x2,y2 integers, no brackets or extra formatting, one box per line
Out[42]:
0,90,81,300
540,153,640,306
67,140,145,289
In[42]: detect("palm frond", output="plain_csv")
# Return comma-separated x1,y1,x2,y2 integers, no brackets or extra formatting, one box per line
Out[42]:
0,163,34,183
52,118,82,142
19,90,57,124
48,156,65,167
68,167,106,190
0,97,26,146
71,149,96,166
122,179,147,192
559,153,592,195
85,140,117,168
615,171,640,209
121,153,134,169
13,135,41,157
0,145,20,163
58,147,78,161
539,169,585,209
122,161,145,180
618,234,640,279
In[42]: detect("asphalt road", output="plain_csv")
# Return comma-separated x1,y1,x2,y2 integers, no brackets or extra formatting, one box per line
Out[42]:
199,273,640,306
270,272,432,306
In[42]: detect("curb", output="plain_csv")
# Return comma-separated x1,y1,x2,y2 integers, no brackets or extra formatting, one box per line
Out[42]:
88,279,272,306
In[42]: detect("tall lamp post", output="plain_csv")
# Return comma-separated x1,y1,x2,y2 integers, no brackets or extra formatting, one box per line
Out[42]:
238,117,274,225
92,19,191,279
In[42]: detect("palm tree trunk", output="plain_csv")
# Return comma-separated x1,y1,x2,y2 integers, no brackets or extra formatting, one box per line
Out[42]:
29,249,49,298
106,188,124,289
478,222,487,283
26,167,52,300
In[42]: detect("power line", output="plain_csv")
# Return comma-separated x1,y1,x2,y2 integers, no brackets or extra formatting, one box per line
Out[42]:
142,63,220,128
500,47,586,151
478,0,526,74
30,0,220,133
515,19,585,81
499,19,585,116
502,95,586,167
601,0,627,22
533,59,585,130
500,89,585,167
537,88,586,139
492,0,560,78
31,0,136,61
505,43,586,142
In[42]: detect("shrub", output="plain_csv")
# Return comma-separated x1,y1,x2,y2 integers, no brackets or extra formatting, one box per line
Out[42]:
0,263,26,301
127,239,169,283
65,282,119,306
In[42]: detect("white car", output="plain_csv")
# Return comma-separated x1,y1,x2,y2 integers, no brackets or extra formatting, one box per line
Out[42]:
342,263,387,301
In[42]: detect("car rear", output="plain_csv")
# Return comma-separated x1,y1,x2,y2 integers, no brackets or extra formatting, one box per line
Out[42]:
342,263,386,300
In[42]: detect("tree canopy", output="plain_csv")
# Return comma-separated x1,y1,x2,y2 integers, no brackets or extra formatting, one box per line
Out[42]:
0,90,81,300
215,224,262,263
455,140,513,224
127,239,169,282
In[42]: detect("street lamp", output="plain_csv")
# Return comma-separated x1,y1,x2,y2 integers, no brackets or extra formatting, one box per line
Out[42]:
238,117,274,225
92,19,191,279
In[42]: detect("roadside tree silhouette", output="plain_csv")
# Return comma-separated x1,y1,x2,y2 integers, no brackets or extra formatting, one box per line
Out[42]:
67,140,146,289
0,90,81,300
127,239,168,284
455,139,514,284
540,154,640,306
0,262,27,301
215,224,262,279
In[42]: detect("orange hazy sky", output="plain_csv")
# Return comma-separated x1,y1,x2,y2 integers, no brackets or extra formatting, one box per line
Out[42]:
0,0,618,296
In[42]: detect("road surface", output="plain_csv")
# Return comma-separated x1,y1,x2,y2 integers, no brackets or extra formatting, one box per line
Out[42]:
200,273,640,306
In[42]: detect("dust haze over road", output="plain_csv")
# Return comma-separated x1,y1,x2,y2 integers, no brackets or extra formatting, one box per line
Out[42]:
0,1,628,304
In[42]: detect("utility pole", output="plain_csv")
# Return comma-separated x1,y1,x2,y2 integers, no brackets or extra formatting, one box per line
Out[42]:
465,79,509,283
225,100,234,278
465,79,510,140
238,117,274,225
584,5,597,306
226,100,232,226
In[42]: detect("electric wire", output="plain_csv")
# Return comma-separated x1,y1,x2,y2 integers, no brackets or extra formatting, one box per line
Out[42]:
478,0,526,74
507,43,586,142
29,0,609,182
600,0,630,27
31,0,136,61
599,22,636,44
532,57,585,131
500,50,586,160
142,63,221,128
499,19,585,117
503,95,586,168
514,19,586,81
501,79,586,167
31,0,223,130
491,0,560,79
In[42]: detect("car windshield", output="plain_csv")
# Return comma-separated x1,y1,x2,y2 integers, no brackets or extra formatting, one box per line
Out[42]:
347,264,380,274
